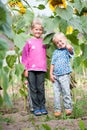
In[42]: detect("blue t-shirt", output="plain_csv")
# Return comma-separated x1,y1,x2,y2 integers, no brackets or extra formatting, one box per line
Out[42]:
51,48,74,76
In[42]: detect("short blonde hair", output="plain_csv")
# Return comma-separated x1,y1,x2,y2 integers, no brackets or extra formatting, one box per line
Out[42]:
53,32,66,43
31,17,44,30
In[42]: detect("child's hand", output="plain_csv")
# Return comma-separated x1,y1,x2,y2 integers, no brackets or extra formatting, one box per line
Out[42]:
23,70,28,77
50,74,55,82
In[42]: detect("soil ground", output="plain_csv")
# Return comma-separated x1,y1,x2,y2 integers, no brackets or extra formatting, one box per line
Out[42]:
1,86,87,130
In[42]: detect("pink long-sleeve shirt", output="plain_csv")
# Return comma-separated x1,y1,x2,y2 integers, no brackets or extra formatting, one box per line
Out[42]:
21,37,47,72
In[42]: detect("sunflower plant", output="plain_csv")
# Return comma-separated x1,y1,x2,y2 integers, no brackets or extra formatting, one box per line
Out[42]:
49,0,67,11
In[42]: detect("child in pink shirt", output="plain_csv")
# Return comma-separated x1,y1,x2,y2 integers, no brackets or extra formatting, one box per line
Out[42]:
22,18,48,116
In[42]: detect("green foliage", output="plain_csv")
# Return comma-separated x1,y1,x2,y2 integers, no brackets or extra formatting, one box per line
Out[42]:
81,16,87,34
43,32,54,45
13,10,34,34
73,99,87,119
14,33,29,51
0,96,3,106
0,1,13,106
0,0,87,109
0,1,13,38
79,120,87,130
56,5,73,20
37,4,45,10
6,55,17,68
0,113,14,124
15,63,24,76
41,124,52,130
0,39,8,68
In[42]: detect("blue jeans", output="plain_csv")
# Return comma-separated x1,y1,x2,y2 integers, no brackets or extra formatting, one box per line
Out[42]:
53,74,72,112
27,71,46,111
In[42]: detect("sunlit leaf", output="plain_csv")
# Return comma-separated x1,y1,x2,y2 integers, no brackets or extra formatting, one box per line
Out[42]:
15,63,24,76
69,16,83,33
81,16,87,34
73,56,82,68
73,0,83,14
0,1,13,38
6,55,17,68
43,32,54,44
0,69,9,91
3,91,12,106
66,31,79,45
55,5,73,20
80,44,87,60
14,33,29,51
0,39,8,68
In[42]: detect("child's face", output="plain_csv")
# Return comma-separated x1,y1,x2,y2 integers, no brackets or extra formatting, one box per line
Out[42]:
54,36,67,49
32,24,43,38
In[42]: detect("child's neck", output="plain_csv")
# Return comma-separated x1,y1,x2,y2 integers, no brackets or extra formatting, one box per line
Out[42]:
33,36,41,39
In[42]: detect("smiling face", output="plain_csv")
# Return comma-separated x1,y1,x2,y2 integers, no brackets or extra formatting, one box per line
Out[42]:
53,33,67,49
32,24,43,38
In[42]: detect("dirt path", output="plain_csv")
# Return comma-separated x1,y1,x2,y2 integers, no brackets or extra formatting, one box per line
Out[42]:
1,98,87,130
1,111,87,130
1,86,87,130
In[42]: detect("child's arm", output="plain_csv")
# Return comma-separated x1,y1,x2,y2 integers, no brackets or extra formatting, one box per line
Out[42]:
50,64,55,82
23,70,28,78
66,43,73,54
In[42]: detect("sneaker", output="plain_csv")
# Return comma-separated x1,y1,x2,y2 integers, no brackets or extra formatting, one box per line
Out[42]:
54,112,62,117
65,110,72,116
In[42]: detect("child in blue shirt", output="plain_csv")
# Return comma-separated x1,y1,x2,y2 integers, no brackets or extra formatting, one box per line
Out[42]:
50,32,74,117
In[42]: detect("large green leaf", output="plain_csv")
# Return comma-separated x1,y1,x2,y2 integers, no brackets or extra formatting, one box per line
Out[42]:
0,39,8,51
0,5,6,26
81,16,87,34
14,33,29,51
0,39,8,68
55,6,73,21
23,10,34,27
69,16,82,32
59,19,68,33
15,63,24,76
73,44,81,56
6,55,17,68
0,1,12,38
3,91,12,106
43,17,57,32
80,44,87,60
16,10,34,33
74,0,83,14
43,32,54,44
0,69,9,91
15,17,25,33
66,31,79,45
73,56,82,68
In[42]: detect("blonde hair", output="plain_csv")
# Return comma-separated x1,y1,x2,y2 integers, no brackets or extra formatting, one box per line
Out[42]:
53,32,66,43
31,17,44,30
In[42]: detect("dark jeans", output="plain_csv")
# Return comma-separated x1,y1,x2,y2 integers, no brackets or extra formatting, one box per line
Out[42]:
27,71,46,111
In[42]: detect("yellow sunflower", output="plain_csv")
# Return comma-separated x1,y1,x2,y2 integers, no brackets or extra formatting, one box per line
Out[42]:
16,1,23,8
49,0,67,11
19,7,26,14
66,26,73,34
